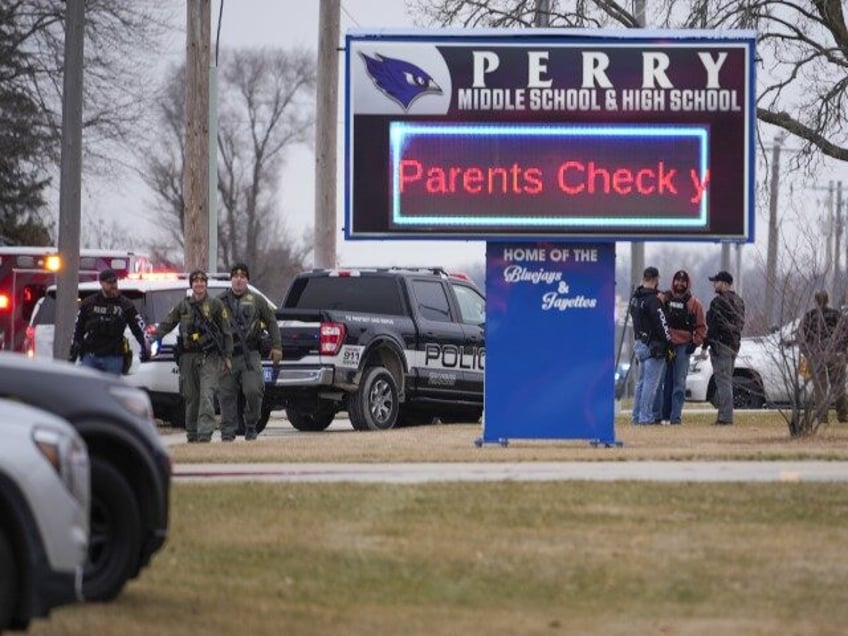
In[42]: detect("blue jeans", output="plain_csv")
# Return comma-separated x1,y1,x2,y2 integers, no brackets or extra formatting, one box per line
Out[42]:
652,343,691,423
80,352,124,376
631,341,666,424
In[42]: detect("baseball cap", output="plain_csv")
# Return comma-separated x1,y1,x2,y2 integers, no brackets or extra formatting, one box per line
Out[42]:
189,269,208,283
672,270,689,281
708,271,733,284
230,262,250,279
643,266,659,279
99,269,117,282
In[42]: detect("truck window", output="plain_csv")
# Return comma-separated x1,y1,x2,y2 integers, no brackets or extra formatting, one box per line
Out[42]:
411,280,451,322
286,277,404,315
147,290,188,323
452,284,485,325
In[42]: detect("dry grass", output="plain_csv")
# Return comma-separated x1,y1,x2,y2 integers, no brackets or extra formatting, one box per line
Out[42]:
29,481,848,636
165,408,848,464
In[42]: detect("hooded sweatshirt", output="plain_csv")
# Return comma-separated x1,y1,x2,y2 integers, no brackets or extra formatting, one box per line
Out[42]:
661,270,707,347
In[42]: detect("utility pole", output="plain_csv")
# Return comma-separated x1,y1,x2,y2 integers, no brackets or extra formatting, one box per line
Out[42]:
314,0,340,268
764,132,786,328
53,0,85,361
836,181,844,304
630,0,646,287
534,0,550,25
185,0,211,272
825,181,834,292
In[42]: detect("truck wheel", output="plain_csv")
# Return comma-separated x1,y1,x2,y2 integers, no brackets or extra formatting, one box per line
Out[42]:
349,366,400,431
733,376,765,409
0,528,17,630
84,458,141,601
286,404,335,431
168,402,186,429
257,406,271,433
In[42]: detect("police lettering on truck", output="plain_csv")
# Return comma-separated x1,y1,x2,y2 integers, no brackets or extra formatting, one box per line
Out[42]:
424,343,485,370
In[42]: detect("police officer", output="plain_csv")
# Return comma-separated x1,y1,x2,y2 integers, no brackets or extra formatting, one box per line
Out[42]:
69,268,150,375
217,263,282,440
150,270,233,443
629,266,673,425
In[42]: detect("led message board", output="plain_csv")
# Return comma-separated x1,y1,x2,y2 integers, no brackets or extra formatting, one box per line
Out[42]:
345,29,756,241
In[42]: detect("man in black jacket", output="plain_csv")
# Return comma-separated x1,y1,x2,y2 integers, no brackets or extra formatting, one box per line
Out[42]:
69,269,150,375
629,266,673,425
702,270,746,424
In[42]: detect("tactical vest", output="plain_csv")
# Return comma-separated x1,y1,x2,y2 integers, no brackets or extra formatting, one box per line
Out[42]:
666,293,694,332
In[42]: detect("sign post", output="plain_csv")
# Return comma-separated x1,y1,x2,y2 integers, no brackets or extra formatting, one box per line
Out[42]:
483,242,617,445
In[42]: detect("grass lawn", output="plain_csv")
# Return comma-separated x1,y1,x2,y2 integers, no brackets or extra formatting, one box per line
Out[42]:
29,481,848,636
27,407,848,635
165,408,848,463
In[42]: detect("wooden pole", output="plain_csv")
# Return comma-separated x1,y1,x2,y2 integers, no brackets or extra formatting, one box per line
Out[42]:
184,0,211,271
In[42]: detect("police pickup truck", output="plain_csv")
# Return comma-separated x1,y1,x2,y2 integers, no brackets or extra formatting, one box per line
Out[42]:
261,268,486,431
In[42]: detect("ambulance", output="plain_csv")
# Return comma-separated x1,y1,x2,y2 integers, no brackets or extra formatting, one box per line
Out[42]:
0,247,153,351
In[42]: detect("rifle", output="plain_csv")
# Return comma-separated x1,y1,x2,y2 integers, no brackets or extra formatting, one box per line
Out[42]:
190,302,227,356
222,294,250,354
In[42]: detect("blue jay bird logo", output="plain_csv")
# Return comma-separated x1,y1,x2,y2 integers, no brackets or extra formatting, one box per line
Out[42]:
360,52,442,110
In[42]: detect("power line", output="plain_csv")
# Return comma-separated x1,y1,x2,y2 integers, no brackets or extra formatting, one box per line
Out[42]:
340,2,360,27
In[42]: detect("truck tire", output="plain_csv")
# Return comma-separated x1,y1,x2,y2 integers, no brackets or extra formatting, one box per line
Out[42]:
733,376,765,409
234,395,271,436
708,376,765,410
349,366,400,431
287,403,335,431
84,458,141,602
0,527,16,630
167,403,186,429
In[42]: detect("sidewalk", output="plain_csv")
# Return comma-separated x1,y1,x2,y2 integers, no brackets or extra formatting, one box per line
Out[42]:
172,460,848,483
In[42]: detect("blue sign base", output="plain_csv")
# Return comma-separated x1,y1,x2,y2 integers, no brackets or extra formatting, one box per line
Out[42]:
481,241,618,446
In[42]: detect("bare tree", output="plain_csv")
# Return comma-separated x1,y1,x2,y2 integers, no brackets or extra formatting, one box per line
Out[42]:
216,48,316,273
10,0,173,171
141,47,316,296
409,0,848,165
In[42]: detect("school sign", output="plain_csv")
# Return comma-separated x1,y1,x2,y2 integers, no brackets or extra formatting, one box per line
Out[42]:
345,28,756,242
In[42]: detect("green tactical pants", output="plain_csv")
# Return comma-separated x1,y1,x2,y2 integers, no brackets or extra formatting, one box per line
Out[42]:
180,351,223,441
218,350,264,438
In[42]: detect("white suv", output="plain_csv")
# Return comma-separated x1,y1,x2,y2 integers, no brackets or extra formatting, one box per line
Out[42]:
0,399,90,631
26,273,276,430
686,320,808,408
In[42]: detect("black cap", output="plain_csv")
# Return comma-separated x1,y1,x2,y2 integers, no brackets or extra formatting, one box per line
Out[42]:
673,270,689,281
189,269,208,284
99,269,117,282
708,271,733,284
643,266,659,279
230,262,249,279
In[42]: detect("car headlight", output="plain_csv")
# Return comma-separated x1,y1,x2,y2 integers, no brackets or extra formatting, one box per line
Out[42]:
109,384,155,422
33,426,90,508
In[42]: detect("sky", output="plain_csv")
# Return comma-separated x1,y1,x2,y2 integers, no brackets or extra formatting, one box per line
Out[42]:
85,0,489,270
81,0,848,280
